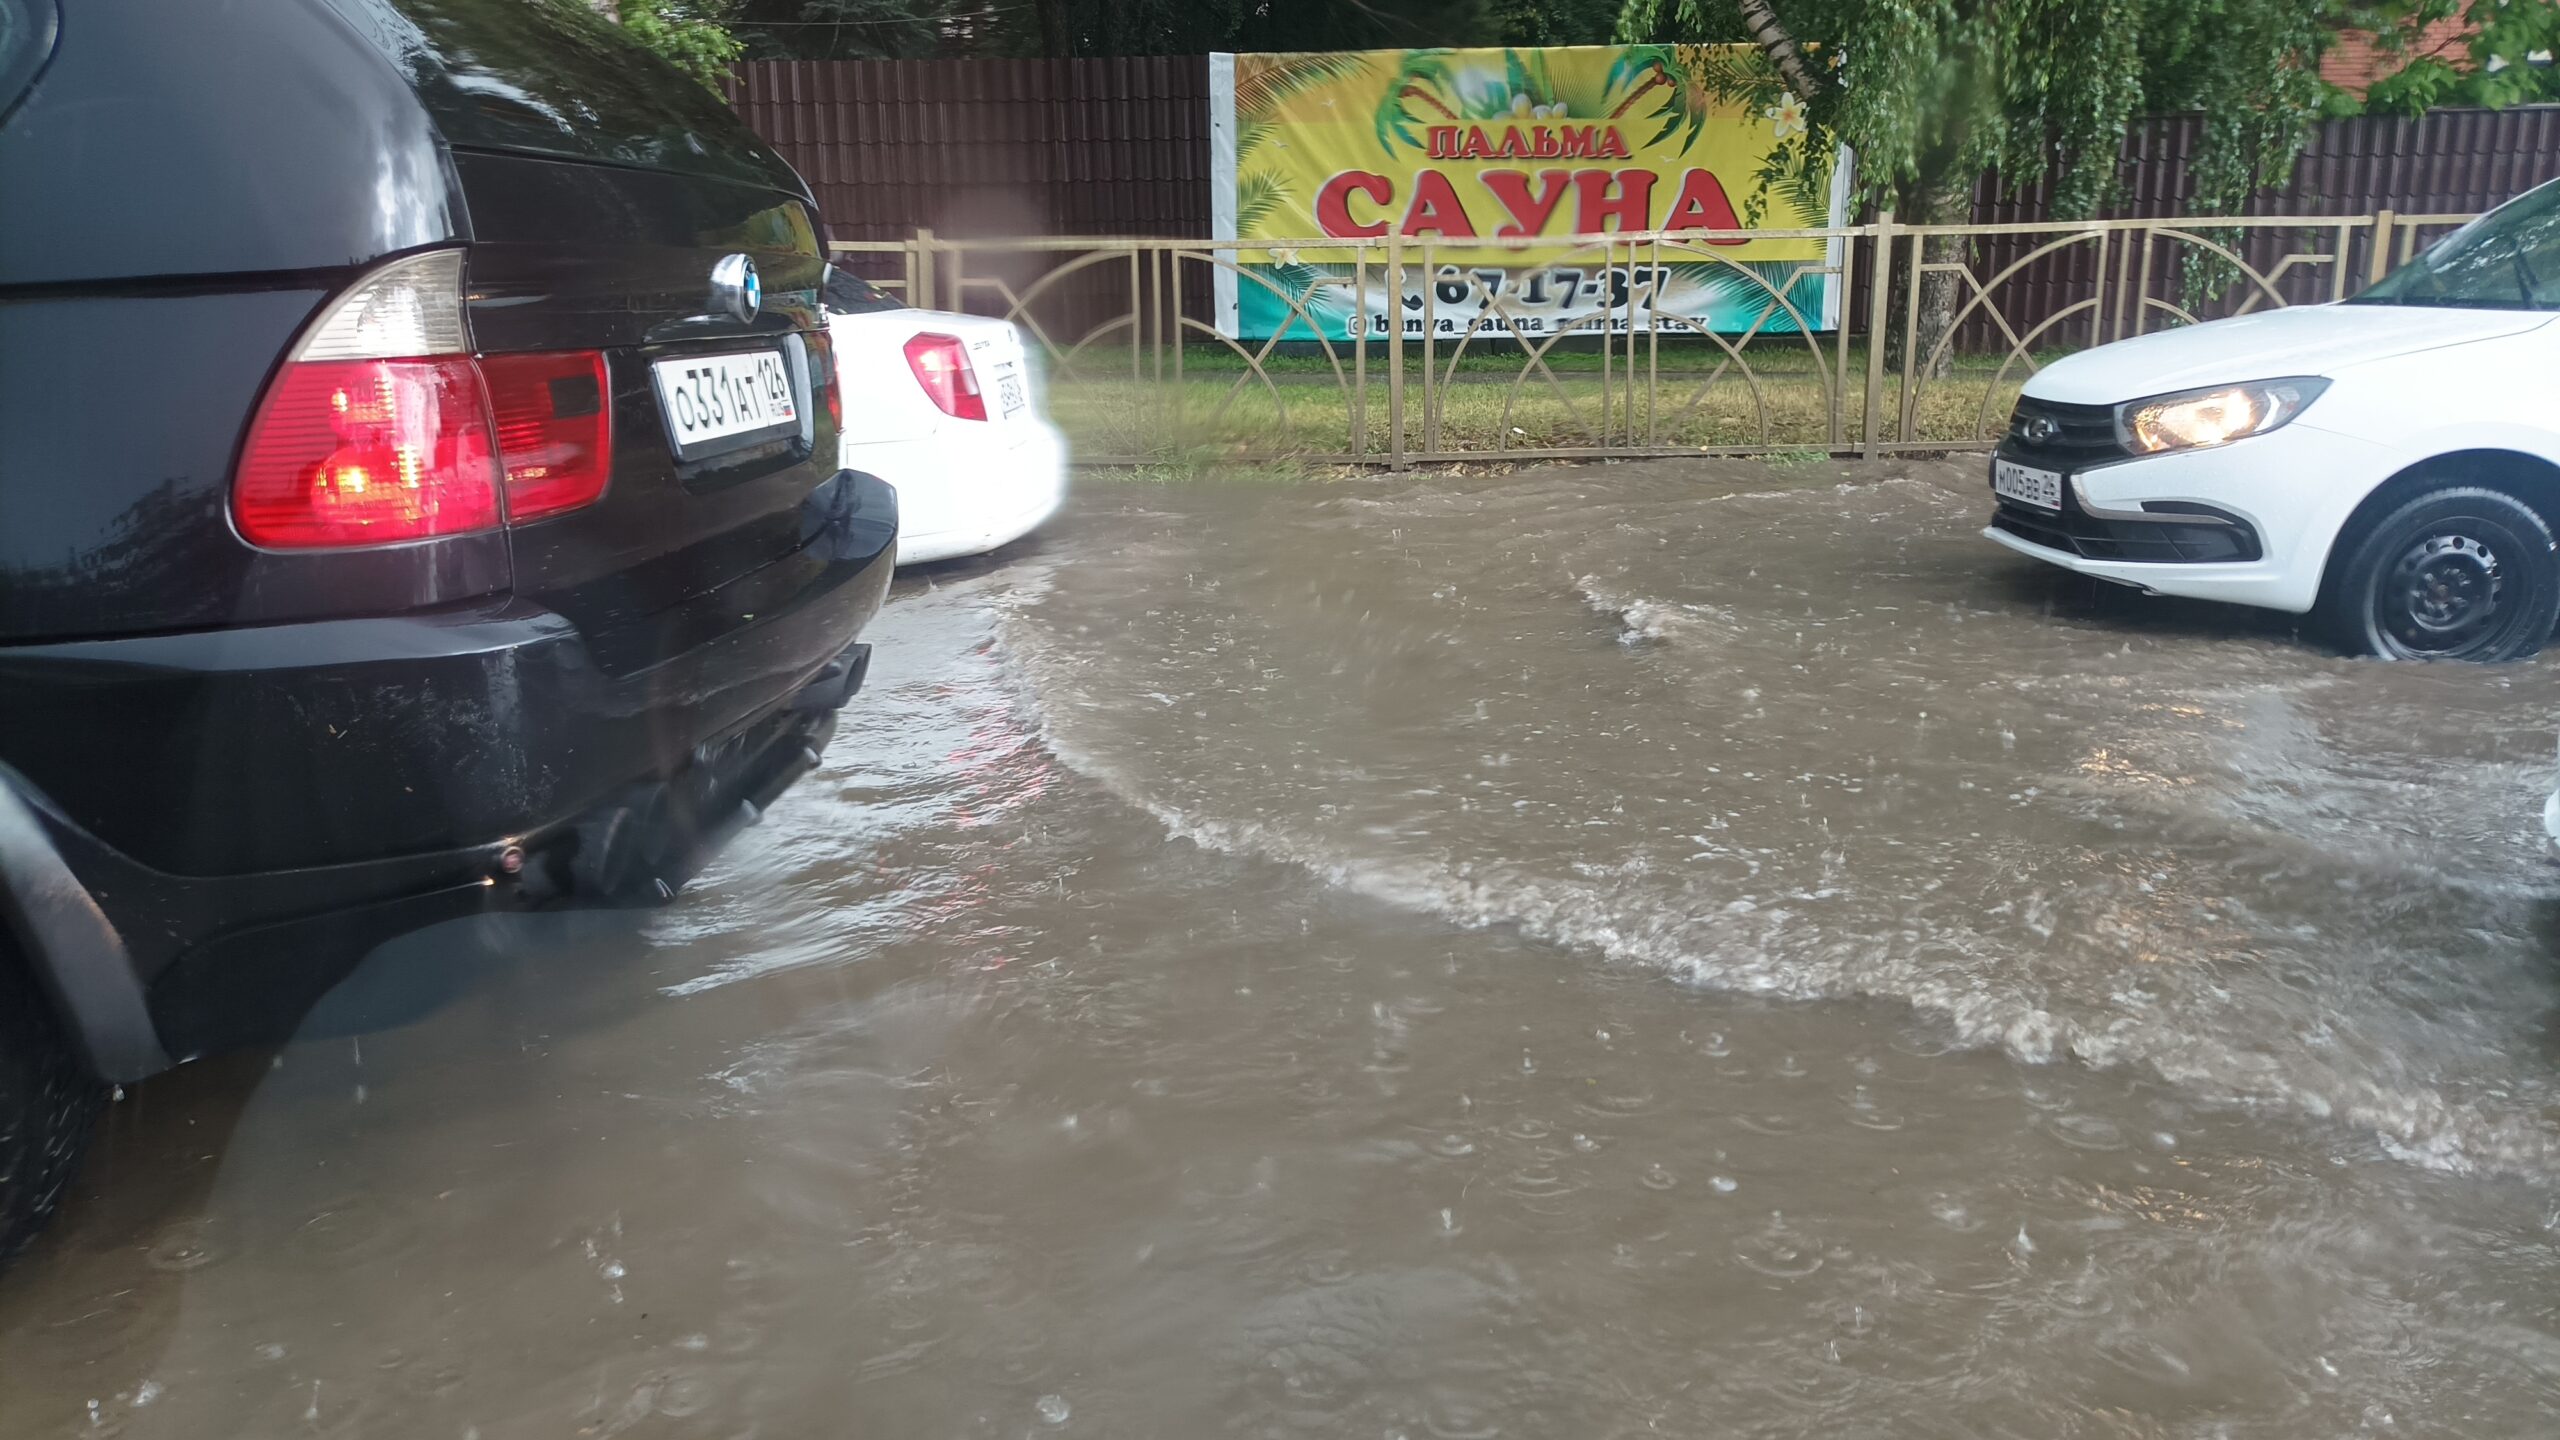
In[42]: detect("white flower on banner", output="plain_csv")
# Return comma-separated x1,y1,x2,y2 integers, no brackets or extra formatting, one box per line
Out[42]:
1765,93,1808,139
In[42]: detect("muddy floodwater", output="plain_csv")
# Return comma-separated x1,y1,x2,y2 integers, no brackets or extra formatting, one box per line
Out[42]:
12,460,2560,1436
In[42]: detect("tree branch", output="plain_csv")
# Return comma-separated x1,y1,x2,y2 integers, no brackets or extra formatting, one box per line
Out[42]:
1735,0,1822,104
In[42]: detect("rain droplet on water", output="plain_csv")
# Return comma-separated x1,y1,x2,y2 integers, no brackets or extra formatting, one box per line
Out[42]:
1035,1394,1072,1426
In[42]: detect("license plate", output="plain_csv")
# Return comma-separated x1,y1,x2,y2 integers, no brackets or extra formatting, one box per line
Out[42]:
991,363,1028,420
1994,458,2064,510
653,349,798,459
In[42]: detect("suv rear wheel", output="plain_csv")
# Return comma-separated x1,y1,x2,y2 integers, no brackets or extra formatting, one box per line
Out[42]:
0,941,100,1264
2322,486,2560,662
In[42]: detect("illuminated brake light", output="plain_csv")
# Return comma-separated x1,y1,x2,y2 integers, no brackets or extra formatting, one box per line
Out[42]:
235,250,503,549
234,357,500,547
483,350,611,522
903,332,986,421
234,251,621,546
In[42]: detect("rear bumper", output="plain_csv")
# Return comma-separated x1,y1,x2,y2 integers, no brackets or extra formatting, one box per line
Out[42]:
0,471,897,1071
847,421,1067,566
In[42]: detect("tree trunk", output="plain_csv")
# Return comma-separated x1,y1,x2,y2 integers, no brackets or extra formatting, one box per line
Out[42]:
1907,172,1973,383
1733,0,1822,103
1879,174,1974,383
1721,0,1967,382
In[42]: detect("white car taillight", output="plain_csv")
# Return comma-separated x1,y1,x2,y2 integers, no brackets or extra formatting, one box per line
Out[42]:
233,250,614,548
903,332,987,421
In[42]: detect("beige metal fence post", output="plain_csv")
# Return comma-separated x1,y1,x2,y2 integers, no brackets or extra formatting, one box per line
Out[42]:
912,228,936,312
1898,226,1925,443
1387,233,1409,470
1128,247,1144,382
1828,234,1851,452
1352,245,1370,461
1861,213,1893,459
1165,249,1185,443
2367,208,2398,290
1421,241,1439,458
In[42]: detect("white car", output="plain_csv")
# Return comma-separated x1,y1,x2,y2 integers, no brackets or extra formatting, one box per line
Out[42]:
1987,176,2560,661
821,269,1067,566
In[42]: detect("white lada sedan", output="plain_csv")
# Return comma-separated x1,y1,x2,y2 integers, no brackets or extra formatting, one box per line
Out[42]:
1987,177,2560,662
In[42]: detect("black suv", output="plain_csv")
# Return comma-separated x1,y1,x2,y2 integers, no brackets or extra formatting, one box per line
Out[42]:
0,0,896,1256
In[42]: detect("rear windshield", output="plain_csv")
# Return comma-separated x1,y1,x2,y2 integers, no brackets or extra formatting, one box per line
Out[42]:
823,269,907,315
318,0,806,197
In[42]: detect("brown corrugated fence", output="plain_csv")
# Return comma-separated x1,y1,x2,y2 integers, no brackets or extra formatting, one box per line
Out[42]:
730,57,1212,241
729,58,1215,341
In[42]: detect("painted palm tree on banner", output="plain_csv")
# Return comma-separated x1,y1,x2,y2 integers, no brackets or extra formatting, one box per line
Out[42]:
1368,45,1829,229
1233,51,1373,257
1369,45,1710,153
1231,51,1379,337
1236,50,1372,165
1610,44,1829,228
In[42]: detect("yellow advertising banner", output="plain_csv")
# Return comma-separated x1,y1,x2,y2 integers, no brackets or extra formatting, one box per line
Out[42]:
1209,45,1848,341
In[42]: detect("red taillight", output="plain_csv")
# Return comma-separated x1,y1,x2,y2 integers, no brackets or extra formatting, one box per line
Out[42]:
903,332,986,421
814,332,844,436
233,357,502,548
482,350,611,523
234,251,618,549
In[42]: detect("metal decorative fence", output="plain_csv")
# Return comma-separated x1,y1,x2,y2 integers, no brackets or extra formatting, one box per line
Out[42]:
832,207,2477,468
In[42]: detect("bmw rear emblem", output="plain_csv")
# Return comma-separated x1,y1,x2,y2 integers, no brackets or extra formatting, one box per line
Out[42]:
711,253,761,323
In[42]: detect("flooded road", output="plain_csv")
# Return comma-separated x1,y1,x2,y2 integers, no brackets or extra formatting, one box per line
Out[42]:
9,460,2560,1436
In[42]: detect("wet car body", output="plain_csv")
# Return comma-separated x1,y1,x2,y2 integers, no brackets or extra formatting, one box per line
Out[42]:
0,0,894,1131
1986,176,2560,661
819,270,1069,566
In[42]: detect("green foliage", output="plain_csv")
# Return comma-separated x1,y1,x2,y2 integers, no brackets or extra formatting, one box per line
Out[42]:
2139,0,2330,218
1488,0,1635,47
741,0,1533,60
730,0,953,61
1613,0,2337,224
2354,0,2560,115
616,0,745,88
